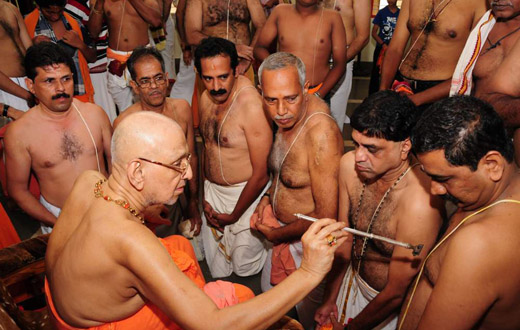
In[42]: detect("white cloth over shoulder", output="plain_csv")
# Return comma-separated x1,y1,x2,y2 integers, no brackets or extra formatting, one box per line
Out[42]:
201,180,268,278
450,10,495,96
336,265,397,329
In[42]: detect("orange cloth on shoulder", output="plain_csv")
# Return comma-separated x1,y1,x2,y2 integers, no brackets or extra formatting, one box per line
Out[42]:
307,82,323,94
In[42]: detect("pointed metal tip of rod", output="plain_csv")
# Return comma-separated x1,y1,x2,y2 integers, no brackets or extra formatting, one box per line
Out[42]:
412,244,424,256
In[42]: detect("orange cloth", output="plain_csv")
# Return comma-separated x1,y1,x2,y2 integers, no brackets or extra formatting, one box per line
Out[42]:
307,82,323,94
203,281,255,308
106,48,132,64
250,205,297,285
24,9,94,103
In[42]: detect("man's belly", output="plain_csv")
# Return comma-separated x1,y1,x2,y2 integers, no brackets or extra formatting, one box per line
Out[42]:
204,148,253,186
0,53,25,77
272,185,314,224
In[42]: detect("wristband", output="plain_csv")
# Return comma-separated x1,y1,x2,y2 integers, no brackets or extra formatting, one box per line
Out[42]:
2,104,9,117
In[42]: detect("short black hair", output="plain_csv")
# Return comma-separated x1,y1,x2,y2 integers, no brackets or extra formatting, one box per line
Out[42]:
24,41,75,80
127,46,165,81
35,0,66,8
412,96,514,171
351,90,417,142
194,37,238,77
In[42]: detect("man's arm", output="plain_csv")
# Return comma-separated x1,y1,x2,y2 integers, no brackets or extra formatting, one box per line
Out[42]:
87,0,104,38
372,24,384,47
176,0,193,65
62,27,97,63
125,217,348,330
14,4,33,49
0,72,33,105
417,226,499,329
185,0,207,46
246,0,267,47
407,80,451,107
213,93,272,226
380,0,410,90
315,152,354,326
316,11,346,96
128,0,162,27
348,182,443,330
346,0,371,62
96,105,113,173
253,6,280,62
258,117,343,243
4,124,57,226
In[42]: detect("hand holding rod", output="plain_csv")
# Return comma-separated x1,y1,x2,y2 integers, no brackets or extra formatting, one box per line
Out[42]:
294,213,424,256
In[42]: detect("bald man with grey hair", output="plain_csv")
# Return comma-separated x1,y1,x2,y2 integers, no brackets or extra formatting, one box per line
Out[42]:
45,111,348,330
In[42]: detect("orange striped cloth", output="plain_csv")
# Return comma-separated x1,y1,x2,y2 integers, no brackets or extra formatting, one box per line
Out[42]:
450,10,495,96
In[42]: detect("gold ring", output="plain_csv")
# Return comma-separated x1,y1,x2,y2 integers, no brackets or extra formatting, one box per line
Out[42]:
326,234,337,246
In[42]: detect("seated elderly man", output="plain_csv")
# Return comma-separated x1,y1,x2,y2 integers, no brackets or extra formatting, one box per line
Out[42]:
45,111,348,329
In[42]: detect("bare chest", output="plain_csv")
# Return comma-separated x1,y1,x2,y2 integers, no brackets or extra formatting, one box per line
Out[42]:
349,183,401,258
269,132,310,190
407,0,472,42
104,0,142,27
473,28,520,93
202,0,250,27
200,103,245,149
28,122,98,170
278,11,333,55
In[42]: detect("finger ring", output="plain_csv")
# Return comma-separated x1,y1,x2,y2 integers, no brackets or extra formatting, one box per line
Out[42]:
326,234,337,246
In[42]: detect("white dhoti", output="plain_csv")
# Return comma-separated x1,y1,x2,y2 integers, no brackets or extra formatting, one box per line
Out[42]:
39,195,61,234
336,265,397,329
169,59,195,105
329,61,353,132
261,235,322,330
0,77,30,111
201,180,268,278
91,71,117,123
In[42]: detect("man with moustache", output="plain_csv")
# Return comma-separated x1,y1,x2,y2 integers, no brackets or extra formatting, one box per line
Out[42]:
4,42,112,235
399,96,520,329
252,52,343,329
196,37,272,278
314,91,443,330
451,0,520,164
114,46,202,234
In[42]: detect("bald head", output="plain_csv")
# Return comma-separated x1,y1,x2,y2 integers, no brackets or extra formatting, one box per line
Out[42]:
111,112,186,166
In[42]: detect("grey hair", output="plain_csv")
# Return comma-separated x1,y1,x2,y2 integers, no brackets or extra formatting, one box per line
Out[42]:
258,52,306,88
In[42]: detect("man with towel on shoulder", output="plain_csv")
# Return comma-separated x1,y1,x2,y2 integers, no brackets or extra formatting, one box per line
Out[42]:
251,52,343,329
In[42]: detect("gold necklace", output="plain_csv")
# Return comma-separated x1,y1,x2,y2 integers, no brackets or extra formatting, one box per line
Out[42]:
94,179,145,224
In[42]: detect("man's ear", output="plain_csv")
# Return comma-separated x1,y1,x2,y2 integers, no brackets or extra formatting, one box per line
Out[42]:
127,159,145,190
303,80,310,95
25,78,35,95
401,138,412,160
129,80,139,95
480,151,506,182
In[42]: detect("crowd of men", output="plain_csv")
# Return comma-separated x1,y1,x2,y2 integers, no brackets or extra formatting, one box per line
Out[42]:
1,0,520,329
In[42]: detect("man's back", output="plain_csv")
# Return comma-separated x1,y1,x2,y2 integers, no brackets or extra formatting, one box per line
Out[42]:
46,171,152,327
5,100,111,208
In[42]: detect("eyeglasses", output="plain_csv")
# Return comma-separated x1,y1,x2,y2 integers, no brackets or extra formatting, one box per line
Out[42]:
138,153,191,175
135,75,167,88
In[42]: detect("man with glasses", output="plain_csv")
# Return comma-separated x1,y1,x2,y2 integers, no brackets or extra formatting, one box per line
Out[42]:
45,110,348,329
4,42,112,235
196,37,272,278
113,47,201,234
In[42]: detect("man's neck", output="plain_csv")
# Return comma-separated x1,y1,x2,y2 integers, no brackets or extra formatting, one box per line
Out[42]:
106,170,147,216
140,100,166,114
388,4,398,13
38,102,74,120
375,157,412,188
295,2,320,16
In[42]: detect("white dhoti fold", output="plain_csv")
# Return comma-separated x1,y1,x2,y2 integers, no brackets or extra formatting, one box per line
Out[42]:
39,195,61,234
336,265,397,329
201,180,268,278
0,77,30,111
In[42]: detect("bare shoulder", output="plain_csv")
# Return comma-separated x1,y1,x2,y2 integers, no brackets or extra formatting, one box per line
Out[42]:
340,151,357,179
169,97,192,120
236,77,263,114
272,3,292,14
4,106,40,142
400,165,444,216
76,100,110,122
113,105,140,129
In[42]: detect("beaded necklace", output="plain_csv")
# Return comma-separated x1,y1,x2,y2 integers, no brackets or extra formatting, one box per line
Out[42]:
94,179,145,224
